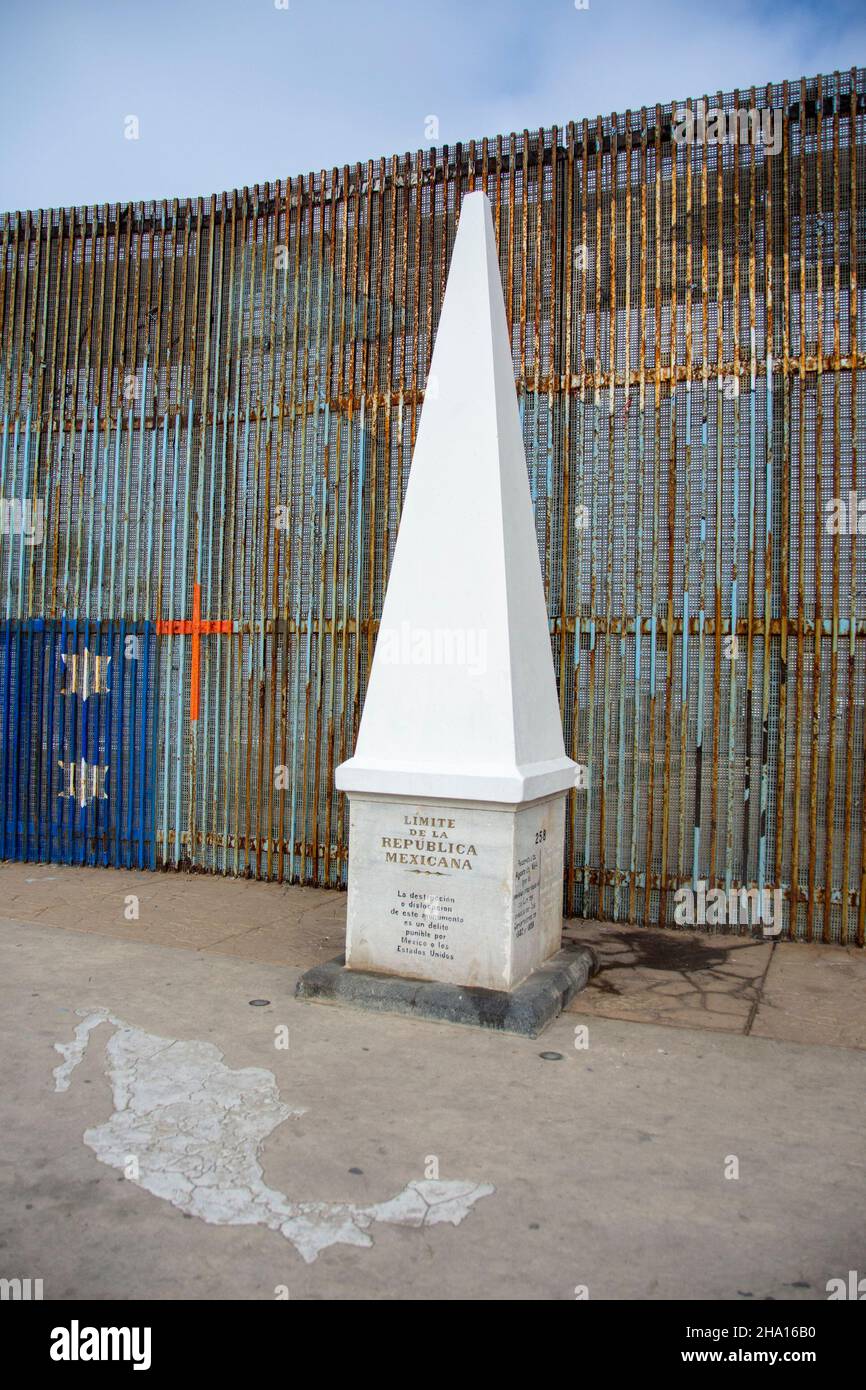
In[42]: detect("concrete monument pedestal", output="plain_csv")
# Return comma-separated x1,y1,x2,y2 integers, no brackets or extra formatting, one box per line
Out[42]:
343,792,567,992
295,191,596,1035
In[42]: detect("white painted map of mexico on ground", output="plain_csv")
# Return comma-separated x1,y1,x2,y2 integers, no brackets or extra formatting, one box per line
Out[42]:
53,1007,493,1265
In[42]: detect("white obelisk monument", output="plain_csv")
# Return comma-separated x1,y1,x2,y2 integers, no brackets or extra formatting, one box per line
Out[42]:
332,191,580,1000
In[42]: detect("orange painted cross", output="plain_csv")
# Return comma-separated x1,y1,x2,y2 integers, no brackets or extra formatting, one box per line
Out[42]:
156,583,234,722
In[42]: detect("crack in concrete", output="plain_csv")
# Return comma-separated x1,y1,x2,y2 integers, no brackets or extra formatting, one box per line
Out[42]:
745,942,777,1036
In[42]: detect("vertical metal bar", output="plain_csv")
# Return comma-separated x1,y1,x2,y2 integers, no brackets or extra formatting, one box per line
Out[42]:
583,115,604,917
614,113,632,921
214,190,238,874
156,199,178,866
254,182,280,880
775,87,792,933
89,198,111,865
597,111,615,918
322,164,344,887
711,91,726,896
300,167,330,884
335,161,362,882
246,187,268,877
562,120,576,916
741,87,759,905
822,80,842,941
226,187,250,875
29,212,51,859
293,171,322,882
201,192,226,874
172,198,193,866
851,77,864,947
694,96,710,893
758,83,776,906
269,177,292,881
681,103,695,895
197,193,222,875
839,75,856,943
807,78,825,940
643,106,663,925
39,207,67,621
790,78,808,939
575,117,589,914
659,96,678,927
276,176,302,879
629,107,649,921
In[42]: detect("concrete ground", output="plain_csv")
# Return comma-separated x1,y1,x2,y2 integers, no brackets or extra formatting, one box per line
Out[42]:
1,861,864,1300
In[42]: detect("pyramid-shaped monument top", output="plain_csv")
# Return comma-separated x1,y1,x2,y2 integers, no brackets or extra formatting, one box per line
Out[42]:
336,191,575,804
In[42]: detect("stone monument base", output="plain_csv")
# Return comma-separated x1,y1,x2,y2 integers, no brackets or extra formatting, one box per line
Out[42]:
341,790,572,993
295,942,597,1039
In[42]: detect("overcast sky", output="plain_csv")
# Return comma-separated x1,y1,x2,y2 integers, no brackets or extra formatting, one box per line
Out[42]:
1,0,863,213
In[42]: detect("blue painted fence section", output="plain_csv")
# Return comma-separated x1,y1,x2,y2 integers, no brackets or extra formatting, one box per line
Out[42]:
0,620,157,867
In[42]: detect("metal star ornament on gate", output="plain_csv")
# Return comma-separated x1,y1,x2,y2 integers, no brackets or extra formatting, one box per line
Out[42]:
60,648,111,701
57,759,109,809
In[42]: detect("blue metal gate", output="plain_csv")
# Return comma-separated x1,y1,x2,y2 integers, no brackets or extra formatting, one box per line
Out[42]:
0,619,157,867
